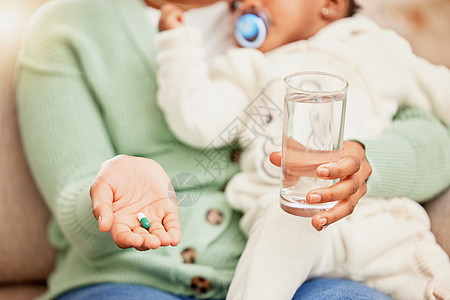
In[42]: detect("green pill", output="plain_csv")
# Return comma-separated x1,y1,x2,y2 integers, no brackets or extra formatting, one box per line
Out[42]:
137,212,150,229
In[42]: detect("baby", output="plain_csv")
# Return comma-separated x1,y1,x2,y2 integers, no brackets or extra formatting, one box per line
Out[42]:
156,0,450,299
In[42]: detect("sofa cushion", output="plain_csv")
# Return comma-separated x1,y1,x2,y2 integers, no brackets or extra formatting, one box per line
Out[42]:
425,189,450,256
0,25,56,284
0,284,47,300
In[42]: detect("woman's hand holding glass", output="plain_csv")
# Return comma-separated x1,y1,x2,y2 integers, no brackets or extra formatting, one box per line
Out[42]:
90,155,181,251
270,140,372,231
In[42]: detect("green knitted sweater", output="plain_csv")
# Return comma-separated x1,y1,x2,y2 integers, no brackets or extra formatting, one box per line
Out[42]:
15,0,450,299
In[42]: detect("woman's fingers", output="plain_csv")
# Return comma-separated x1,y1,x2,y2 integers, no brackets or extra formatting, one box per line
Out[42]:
307,172,365,204
90,178,114,232
307,157,371,204
317,157,361,179
112,223,167,250
148,218,172,247
112,223,146,249
146,209,181,247
272,141,372,230
163,212,182,246
310,141,371,204
311,182,368,231
269,151,282,167
317,141,365,179
114,214,176,251
139,193,180,247
132,227,162,250
135,202,181,248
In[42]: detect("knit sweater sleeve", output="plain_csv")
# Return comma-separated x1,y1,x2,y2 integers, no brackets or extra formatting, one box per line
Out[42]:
359,106,450,203
15,3,118,259
156,26,267,148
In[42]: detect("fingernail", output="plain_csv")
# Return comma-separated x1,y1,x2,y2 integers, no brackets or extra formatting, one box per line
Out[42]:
317,166,330,177
309,194,321,204
98,215,102,224
318,218,327,227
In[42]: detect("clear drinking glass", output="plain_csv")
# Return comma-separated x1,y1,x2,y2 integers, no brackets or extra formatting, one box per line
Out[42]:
280,71,348,217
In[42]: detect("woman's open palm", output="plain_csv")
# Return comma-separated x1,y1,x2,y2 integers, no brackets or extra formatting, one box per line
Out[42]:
90,155,181,251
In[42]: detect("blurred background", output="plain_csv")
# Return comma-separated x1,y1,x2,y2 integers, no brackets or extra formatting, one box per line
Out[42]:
0,0,449,299
1,0,48,101
0,1,57,299
359,0,450,67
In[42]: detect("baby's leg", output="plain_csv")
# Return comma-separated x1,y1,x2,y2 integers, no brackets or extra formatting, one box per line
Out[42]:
334,197,450,300
227,198,336,300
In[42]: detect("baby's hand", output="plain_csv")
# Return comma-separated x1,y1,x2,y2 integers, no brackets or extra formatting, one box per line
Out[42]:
159,3,184,31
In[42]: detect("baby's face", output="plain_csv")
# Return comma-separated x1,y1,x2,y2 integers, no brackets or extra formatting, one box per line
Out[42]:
232,0,327,52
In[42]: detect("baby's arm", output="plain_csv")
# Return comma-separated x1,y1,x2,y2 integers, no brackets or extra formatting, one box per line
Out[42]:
157,4,268,148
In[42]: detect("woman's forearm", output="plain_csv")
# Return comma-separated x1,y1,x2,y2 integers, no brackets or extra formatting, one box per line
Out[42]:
16,68,117,258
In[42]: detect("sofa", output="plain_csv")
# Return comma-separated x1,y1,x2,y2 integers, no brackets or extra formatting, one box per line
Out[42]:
0,0,449,299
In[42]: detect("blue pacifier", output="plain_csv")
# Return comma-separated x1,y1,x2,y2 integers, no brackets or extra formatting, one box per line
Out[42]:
235,12,269,49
